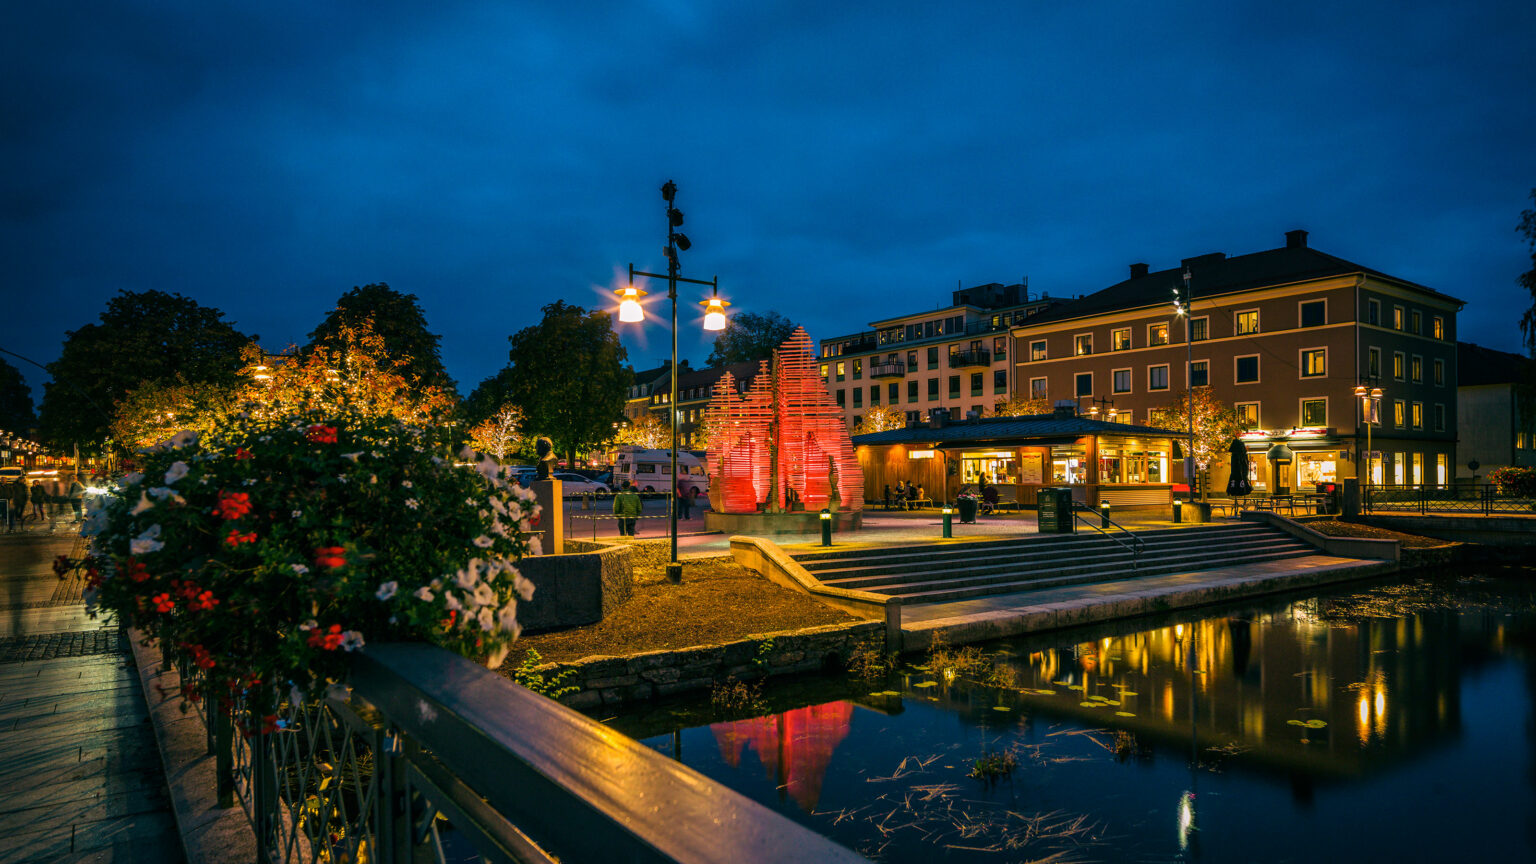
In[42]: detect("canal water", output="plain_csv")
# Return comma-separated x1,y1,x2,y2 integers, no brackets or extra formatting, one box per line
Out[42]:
603,567,1536,862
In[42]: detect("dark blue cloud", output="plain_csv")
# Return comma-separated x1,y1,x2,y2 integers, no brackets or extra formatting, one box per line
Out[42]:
2,0,1532,406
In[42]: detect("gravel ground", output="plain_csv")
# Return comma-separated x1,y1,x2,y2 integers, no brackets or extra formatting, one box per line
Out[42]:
505,557,857,665
1304,519,1452,548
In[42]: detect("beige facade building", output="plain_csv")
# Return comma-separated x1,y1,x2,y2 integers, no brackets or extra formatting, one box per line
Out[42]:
1010,230,1463,492
1456,342,1534,479
818,282,1061,430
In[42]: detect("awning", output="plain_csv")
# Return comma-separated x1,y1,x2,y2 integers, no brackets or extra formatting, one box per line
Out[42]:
1267,443,1295,462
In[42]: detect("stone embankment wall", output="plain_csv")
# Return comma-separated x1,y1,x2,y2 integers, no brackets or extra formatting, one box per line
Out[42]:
515,545,633,633
541,621,884,711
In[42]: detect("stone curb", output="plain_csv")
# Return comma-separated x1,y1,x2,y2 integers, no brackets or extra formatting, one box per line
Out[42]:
128,628,256,864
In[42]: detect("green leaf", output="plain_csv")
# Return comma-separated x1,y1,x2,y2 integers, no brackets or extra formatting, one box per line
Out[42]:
879,690,901,697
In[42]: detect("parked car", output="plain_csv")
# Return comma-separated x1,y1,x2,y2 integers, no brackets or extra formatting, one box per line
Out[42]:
554,473,610,496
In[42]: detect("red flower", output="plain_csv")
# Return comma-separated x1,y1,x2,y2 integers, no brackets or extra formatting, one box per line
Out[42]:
225,529,258,547
216,490,252,520
86,567,103,589
182,643,216,670
191,590,219,612
306,424,338,444
152,593,174,613
235,447,253,461
306,623,345,651
313,546,347,570
126,560,152,583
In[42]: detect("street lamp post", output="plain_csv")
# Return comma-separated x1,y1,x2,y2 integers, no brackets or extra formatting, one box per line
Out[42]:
1354,384,1382,486
1173,269,1196,496
617,180,728,583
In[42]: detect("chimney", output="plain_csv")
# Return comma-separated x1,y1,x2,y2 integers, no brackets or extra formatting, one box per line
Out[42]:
1129,262,1149,279
1285,229,1308,249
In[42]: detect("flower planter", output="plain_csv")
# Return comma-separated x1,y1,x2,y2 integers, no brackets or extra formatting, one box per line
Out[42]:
956,498,979,523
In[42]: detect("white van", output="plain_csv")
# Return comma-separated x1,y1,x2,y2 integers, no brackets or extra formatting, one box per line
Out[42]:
612,447,709,497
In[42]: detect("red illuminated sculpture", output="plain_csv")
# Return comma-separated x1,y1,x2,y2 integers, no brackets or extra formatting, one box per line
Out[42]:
705,328,864,514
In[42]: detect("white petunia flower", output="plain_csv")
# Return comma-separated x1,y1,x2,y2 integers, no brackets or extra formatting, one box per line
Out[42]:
487,495,506,515
512,571,535,602
340,631,366,652
288,684,305,709
130,524,164,556
476,607,495,632
444,592,463,612
405,498,419,510
401,480,413,489
122,472,144,487
458,445,476,460
130,491,155,515
163,461,190,485
147,486,177,499
412,586,435,602
169,430,199,449
472,582,496,608
453,568,478,590
464,497,478,507
472,535,493,549
291,563,310,575
527,536,542,556
341,452,363,462
497,602,519,634
375,581,398,601
291,510,302,518
484,643,512,669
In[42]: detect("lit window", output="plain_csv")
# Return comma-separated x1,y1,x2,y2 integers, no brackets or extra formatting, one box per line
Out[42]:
1236,403,1259,430
1112,328,1132,350
1030,340,1047,361
1393,352,1404,380
1411,356,1422,383
1189,318,1209,341
1235,310,1259,335
1074,334,1093,356
1393,306,1404,330
1301,348,1326,378
852,359,862,379
1411,402,1422,430
835,362,845,381
1301,399,1327,426
1432,316,1444,339
1393,400,1405,428
1149,323,1169,346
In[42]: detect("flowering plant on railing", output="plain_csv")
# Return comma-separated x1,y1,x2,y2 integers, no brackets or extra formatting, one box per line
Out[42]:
1487,466,1536,498
83,410,540,713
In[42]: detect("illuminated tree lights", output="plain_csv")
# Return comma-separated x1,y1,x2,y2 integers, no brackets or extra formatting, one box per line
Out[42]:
705,328,864,514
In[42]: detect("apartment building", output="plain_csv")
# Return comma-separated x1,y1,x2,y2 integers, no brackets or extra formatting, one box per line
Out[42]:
624,362,676,423
818,282,1061,430
645,360,761,450
1011,230,1463,492
1456,342,1534,479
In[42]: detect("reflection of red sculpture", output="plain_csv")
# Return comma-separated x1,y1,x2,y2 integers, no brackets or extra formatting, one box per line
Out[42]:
711,701,854,811
706,328,864,514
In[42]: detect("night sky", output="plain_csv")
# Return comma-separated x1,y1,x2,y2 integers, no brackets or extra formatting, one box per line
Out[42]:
4,2,1533,403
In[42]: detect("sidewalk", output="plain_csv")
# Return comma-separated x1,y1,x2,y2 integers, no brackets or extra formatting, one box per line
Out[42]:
0,531,183,864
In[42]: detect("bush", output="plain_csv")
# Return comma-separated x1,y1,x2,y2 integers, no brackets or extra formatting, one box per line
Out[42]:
84,411,540,712
1487,466,1536,497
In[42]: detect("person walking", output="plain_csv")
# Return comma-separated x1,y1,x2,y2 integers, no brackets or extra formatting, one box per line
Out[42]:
882,484,892,510
29,479,47,522
613,481,642,537
67,475,86,522
675,483,693,521
5,478,24,530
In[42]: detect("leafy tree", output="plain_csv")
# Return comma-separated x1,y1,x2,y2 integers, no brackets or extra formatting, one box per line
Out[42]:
614,412,669,449
705,310,799,367
240,320,456,426
308,283,457,396
468,404,525,462
110,375,239,451
40,290,252,451
1150,388,1242,487
859,404,905,433
993,395,1052,417
462,367,517,428
505,302,629,466
0,358,36,432
1519,189,1536,354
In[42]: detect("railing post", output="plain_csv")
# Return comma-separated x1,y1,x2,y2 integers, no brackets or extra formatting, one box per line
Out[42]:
214,705,234,808
252,730,279,863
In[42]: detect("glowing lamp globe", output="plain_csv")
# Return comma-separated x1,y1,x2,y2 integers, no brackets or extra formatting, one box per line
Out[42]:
700,294,730,331
616,285,647,323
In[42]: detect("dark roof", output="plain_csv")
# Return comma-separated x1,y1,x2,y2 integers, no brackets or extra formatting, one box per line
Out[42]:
1024,242,1464,329
651,360,763,398
630,363,673,385
852,413,1187,447
1458,342,1531,387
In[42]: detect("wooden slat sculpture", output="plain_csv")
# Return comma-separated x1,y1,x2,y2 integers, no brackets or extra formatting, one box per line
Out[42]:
705,328,864,514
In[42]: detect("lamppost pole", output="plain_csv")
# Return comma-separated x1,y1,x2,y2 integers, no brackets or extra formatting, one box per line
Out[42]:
1184,269,1195,497
618,180,729,584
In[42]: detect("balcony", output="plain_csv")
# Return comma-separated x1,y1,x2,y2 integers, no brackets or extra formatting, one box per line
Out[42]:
948,349,992,368
869,361,906,378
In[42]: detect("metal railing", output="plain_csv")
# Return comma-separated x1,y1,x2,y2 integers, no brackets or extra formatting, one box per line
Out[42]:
187,643,864,863
1070,504,1146,568
1361,483,1534,516
946,348,991,368
868,361,905,378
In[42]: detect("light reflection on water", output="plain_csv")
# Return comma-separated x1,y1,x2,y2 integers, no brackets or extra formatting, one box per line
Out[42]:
606,570,1536,862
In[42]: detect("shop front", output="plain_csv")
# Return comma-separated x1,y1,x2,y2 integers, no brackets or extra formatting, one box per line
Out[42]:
1229,427,1353,495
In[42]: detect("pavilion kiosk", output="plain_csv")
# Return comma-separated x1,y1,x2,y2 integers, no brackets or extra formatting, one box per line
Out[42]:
852,408,1187,511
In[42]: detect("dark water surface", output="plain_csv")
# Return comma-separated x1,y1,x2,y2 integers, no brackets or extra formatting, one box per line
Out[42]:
602,568,1536,863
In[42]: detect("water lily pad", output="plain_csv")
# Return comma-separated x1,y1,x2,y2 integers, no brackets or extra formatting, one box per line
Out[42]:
913,681,938,688
1022,688,1056,695
1080,701,1104,708
1305,719,1328,728
879,690,901,697
1101,699,1122,706
1115,711,1136,717
992,706,1011,712
910,665,931,671
1067,684,1085,691
1052,680,1071,686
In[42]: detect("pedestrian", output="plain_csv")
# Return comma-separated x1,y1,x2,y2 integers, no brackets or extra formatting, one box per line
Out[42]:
613,480,642,537
883,484,892,510
894,480,907,510
29,479,47,521
5,479,24,530
912,484,925,509
676,483,693,520
67,475,86,523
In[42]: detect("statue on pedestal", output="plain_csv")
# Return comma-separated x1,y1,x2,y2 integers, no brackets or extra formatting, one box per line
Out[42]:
535,437,556,480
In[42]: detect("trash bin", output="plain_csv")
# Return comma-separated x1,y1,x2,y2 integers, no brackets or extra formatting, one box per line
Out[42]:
1036,487,1076,534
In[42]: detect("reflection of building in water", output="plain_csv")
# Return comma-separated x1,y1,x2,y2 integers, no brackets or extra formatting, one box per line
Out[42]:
995,600,1473,780
711,701,854,811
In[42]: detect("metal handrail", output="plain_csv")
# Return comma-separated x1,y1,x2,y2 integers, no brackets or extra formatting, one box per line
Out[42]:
1070,504,1146,568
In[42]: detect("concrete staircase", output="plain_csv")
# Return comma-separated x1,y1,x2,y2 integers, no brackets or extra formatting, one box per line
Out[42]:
793,523,1321,605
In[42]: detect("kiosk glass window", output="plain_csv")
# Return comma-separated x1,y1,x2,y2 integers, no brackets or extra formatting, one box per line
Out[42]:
1096,443,1168,484
961,451,1019,486
1050,444,1089,484
1296,453,1337,486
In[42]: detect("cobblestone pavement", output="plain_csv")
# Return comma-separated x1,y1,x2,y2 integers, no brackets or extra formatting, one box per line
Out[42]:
0,532,183,864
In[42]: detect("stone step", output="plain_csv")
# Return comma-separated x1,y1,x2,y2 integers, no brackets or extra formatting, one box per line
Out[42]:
863,547,1322,604
816,536,1314,589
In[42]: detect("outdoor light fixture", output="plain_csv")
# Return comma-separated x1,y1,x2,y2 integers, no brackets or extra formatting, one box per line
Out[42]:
941,505,954,539
1173,497,1183,524
820,508,833,546
1100,500,1111,528
616,179,730,581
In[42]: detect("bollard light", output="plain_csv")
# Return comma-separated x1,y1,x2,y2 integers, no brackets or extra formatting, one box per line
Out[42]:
1173,497,1183,524
820,508,832,546
1100,500,1111,528
941,505,954,539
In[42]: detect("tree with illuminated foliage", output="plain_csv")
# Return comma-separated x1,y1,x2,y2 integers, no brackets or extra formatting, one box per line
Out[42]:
613,412,669,449
110,375,239,451
239,319,456,426
1149,388,1242,483
858,404,905,433
993,395,1052,417
468,404,525,461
